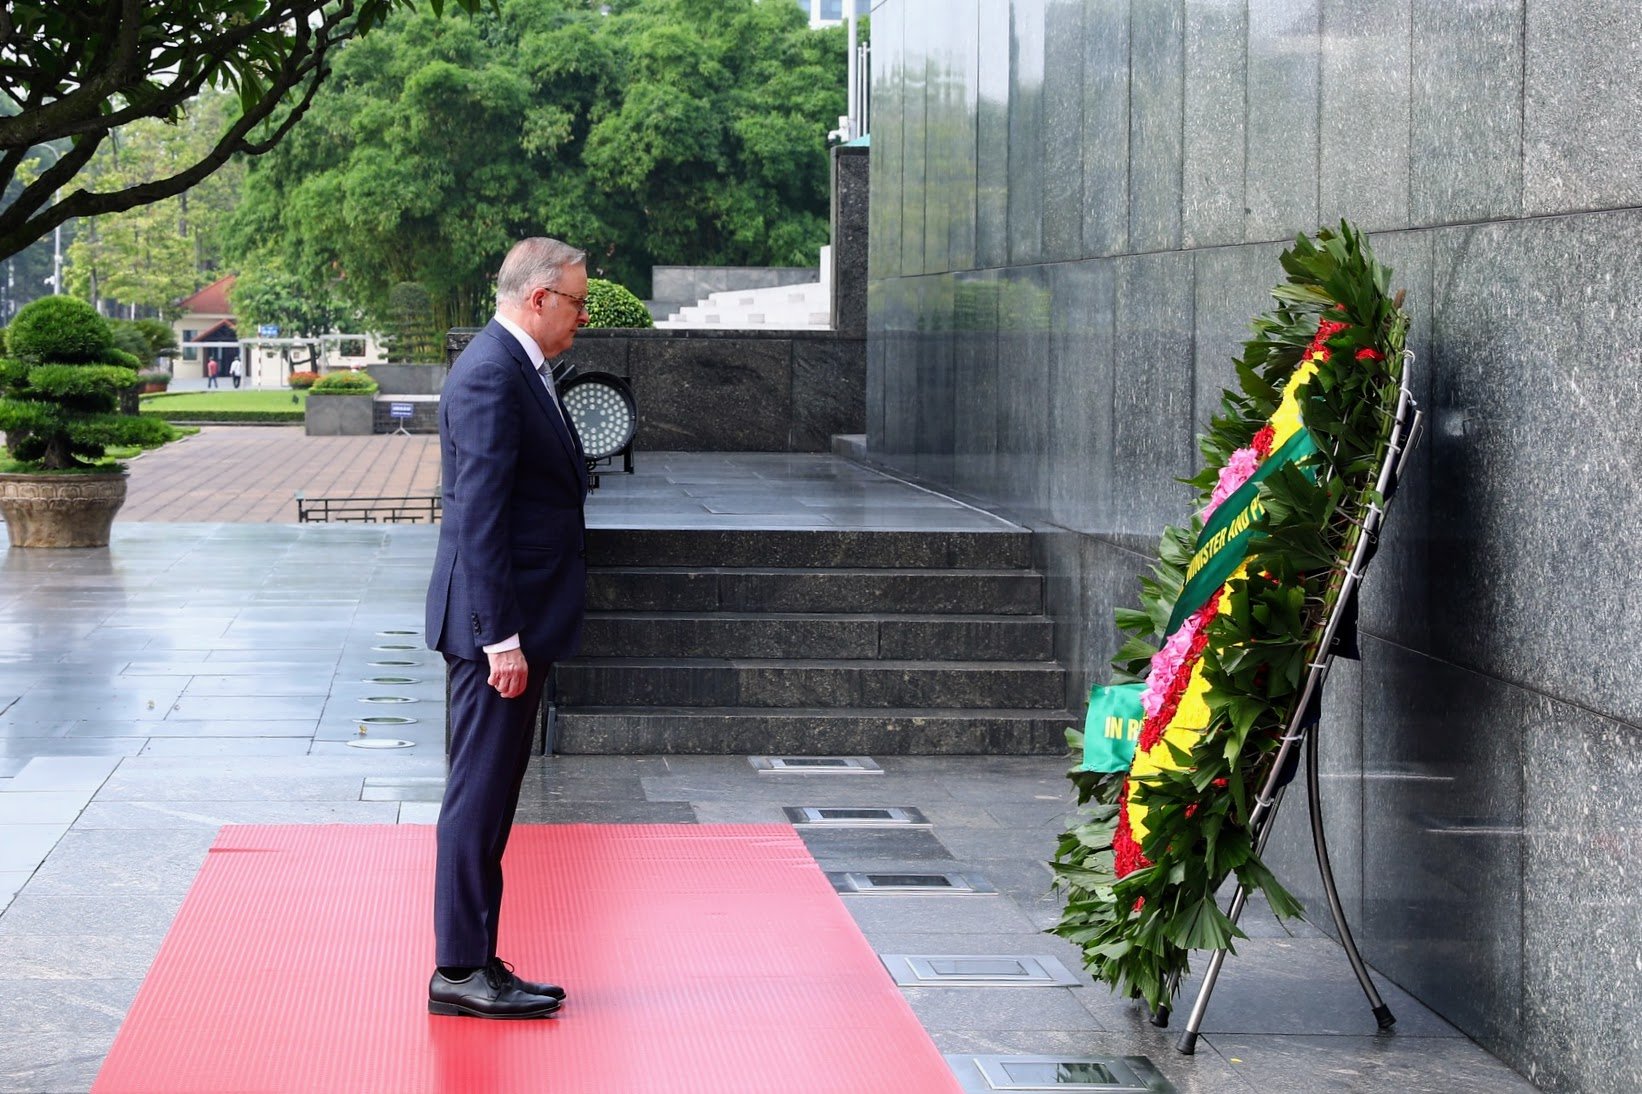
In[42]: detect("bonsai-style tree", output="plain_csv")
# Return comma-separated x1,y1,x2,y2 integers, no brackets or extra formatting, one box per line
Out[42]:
0,296,175,471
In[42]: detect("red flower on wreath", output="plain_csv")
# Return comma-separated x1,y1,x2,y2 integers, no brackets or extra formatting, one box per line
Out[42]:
1113,779,1147,877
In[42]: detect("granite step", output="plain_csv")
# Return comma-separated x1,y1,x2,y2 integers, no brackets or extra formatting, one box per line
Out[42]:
553,707,1079,755
554,658,1067,709
586,567,1044,615
577,612,1055,661
585,527,1029,569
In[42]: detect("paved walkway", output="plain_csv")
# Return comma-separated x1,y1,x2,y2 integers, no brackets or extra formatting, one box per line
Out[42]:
119,429,1015,531
0,443,1542,1093
119,427,442,523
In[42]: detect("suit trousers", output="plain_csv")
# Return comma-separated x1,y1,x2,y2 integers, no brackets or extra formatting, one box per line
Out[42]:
434,652,549,967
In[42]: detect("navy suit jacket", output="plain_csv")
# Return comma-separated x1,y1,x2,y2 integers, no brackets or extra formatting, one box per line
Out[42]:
425,320,588,663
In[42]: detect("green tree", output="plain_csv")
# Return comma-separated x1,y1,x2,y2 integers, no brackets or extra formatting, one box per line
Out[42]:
63,93,247,316
230,259,347,373
227,0,850,326
0,0,485,261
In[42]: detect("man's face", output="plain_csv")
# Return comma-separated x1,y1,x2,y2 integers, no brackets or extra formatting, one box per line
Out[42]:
526,266,589,359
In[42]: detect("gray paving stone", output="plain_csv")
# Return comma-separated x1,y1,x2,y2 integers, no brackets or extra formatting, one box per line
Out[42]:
902,984,1103,1035
72,800,401,829
1204,1033,1542,1092
0,793,92,826
136,737,315,758
841,894,1040,936
0,893,184,937
0,1030,112,1094
0,826,66,873
0,930,164,981
0,978,140,1034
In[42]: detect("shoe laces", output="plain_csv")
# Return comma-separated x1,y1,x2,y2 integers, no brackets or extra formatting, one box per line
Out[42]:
484,958,516,990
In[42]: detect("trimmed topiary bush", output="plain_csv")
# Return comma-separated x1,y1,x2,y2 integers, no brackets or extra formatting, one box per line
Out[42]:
584,279,653,329
309,370,379,395
288,370,319,389
0,296,177,470
5,296,116,363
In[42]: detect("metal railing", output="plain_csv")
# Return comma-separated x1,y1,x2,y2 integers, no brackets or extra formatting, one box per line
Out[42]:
294,493,441,524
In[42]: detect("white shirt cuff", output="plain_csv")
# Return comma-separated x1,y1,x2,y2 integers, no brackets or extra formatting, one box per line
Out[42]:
481,633,521,654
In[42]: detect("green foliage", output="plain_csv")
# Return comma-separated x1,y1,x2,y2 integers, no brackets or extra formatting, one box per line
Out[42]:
0,297,178,470
231,261,345,339
0,0,485,261
109,321,153,363
60,92,248,318
227,0,849,328
386,282,443,362
135,370,172,388
140,408,305,424
310,370,380,396
584,279,653,329
1051,223,1412,1010
5,297,114,364
132,319,180,359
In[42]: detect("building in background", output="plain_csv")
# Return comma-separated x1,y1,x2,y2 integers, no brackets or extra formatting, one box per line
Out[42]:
171,275,238,382
797,0,866,28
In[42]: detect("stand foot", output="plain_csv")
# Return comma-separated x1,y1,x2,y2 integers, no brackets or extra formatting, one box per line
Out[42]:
1373,1004,1396,1030
1150,1003,1170,1029
1175,1029,1199,1055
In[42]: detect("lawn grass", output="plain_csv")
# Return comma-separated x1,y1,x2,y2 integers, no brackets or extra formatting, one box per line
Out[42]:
140,389,309,422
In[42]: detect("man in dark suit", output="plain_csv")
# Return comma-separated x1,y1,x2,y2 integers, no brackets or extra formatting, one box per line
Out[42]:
425,237,589,1019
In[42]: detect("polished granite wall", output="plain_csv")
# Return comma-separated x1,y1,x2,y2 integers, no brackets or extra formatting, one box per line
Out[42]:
865,2,1642,1090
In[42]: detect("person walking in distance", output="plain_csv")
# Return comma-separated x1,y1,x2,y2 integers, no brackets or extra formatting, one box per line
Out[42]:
227,355,242,389
206,358,219,388
424,237,590,1019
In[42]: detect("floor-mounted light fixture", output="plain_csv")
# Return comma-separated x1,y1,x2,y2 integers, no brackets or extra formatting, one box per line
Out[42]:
559,370,637,488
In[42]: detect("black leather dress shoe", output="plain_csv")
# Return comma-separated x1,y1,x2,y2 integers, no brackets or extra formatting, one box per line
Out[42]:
428,965,561,1019
489,957,567,1001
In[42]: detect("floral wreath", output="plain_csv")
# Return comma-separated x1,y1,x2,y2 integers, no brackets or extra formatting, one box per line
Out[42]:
1052,224,1410,1009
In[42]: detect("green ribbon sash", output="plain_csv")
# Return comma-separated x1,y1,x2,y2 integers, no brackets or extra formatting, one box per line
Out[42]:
1163,428,1319,636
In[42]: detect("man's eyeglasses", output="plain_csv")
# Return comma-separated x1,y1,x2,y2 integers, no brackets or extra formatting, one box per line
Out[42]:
539,286,588,312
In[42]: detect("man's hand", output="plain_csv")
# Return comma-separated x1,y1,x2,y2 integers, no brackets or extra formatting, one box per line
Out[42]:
486,647,529,699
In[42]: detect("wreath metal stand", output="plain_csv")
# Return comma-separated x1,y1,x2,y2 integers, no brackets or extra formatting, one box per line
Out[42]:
1161,356,1424,1055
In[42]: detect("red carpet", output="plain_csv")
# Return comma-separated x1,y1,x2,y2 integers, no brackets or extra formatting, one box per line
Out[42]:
93,824,961,1094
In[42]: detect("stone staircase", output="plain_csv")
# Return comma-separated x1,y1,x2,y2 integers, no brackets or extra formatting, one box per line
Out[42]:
653,249,832,330
551,527,1077,754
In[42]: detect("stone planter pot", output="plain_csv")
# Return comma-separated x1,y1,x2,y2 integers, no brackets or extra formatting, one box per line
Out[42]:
0,471,128,548
304,394,375,436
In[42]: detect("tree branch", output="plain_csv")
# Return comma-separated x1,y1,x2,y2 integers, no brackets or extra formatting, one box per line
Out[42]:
0,16,334,261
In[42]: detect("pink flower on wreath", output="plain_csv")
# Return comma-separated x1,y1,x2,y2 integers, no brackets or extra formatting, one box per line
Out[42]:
1139,617,1201,717
1203,445,1261,520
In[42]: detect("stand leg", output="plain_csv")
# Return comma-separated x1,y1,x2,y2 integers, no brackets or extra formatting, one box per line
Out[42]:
1306,729,1395,1029
1174,887,1250,1054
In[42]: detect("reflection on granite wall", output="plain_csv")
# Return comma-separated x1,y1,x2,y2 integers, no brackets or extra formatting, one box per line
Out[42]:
866,2,1642,1090
446,328,865,453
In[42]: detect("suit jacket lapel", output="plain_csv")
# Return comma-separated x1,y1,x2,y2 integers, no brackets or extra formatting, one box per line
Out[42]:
483,321,580,474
